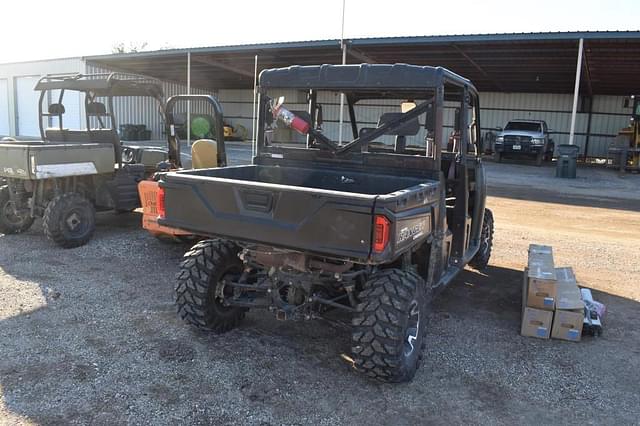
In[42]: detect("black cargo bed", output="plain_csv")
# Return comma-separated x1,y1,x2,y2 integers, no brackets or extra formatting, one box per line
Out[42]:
160,165,435,262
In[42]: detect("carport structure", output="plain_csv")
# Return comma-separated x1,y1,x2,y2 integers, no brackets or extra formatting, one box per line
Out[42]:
86,31,640,158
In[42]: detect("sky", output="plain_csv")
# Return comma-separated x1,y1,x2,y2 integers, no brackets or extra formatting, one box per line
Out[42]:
1,0,638,63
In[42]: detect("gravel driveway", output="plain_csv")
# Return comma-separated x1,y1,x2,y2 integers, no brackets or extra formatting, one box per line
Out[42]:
1,159,639,425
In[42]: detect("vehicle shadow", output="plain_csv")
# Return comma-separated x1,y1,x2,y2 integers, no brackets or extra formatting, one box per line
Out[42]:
1,232,639,426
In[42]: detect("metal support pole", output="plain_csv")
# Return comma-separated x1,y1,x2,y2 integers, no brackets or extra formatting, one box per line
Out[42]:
252,55,258,158
568,38,583,146
338,0,347,145
338,44,347,145
583,96,594,160
187,51,191,146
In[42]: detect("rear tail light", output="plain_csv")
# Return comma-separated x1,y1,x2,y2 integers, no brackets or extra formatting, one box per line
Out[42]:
373,215,390,253
157,186,166,219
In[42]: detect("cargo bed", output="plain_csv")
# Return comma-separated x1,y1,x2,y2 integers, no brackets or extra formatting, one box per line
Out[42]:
0,141,115,179
159,165,439,262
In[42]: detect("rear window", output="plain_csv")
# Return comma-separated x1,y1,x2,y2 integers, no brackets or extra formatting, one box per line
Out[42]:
504,122,541,132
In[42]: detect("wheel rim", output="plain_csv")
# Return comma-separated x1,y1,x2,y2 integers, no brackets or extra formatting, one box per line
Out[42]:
2,199,28,227
479,217,492,256
64,207,90,237
403,300,421,357
212,267,242,308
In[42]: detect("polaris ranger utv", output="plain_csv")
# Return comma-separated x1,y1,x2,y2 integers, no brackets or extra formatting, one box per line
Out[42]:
0,73,169,247
158,64,494,382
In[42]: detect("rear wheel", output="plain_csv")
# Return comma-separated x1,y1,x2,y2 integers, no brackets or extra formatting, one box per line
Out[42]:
43,193,95,248
351,269,429,383
175,239,246,333
469,208,494,270
0,185,34,234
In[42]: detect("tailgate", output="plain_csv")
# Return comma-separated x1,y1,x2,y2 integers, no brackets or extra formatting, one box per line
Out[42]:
0,143,31,178
159,174,377,261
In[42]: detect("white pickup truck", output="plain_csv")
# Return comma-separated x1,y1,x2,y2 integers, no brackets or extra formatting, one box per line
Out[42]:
494,119,554,166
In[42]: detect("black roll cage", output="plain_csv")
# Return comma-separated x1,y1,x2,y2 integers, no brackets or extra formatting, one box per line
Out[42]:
164,94,227,169
257,83,481,167
35,72,166,141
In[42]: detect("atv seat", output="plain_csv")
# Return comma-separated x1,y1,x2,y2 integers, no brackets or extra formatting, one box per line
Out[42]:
44,128,122,164
377,113,420,154
191,139,218,169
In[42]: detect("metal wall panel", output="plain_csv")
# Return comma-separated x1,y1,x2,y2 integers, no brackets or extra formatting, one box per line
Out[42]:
86,63,218,140
217,88,629,157
0,79,9,135
0,58,85,136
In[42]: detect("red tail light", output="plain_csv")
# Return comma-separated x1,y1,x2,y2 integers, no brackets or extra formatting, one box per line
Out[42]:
157,186,166,219
373,215,390,253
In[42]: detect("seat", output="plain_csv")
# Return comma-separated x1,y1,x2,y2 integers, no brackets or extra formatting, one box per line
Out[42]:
376,112,420,154
191,139,218,169
87,102,107,116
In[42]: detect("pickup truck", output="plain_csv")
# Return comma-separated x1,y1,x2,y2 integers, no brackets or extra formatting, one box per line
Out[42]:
158,64,494,382
494,119,554,165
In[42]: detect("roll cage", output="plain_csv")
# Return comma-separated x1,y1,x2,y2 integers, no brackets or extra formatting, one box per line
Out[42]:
256,64,482,167
35,72,165,141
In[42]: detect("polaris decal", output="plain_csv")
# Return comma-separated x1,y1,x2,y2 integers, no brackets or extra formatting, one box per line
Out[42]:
396,217,429,245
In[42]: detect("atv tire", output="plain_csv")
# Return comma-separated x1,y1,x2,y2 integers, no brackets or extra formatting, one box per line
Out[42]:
351,269,429,383
43,193,95,248
0,185,34,234
469,208,494,270
175,239,246,333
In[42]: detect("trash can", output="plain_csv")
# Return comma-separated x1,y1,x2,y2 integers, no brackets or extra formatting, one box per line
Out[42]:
556,144,580,178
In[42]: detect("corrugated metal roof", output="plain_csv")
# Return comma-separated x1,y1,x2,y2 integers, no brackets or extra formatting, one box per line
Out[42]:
84,31,640,95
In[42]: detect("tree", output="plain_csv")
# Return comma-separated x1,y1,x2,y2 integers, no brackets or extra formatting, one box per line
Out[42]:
112,42,149,54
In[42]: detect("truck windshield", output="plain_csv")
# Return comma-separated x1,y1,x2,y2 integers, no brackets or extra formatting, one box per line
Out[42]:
504,122,541,132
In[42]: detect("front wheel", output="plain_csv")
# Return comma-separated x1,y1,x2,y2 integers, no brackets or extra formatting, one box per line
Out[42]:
43,193,95,248
469,208,494,270
0,185,34,234
351,269,429,383
175,239,246,333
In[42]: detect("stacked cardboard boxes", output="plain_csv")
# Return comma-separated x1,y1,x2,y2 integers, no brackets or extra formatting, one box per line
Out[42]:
521,244,584,342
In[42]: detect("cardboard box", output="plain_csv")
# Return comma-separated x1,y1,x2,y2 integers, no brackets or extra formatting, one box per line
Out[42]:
521,271,553,339
526,245,557,310
551,266,584,342
551,309,583,342
555,267,584,311
522,307,554,339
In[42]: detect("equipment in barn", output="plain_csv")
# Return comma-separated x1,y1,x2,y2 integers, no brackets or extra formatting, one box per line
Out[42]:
607,95,640,172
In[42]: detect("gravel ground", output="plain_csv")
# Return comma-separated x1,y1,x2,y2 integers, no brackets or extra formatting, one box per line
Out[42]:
1,157,639,425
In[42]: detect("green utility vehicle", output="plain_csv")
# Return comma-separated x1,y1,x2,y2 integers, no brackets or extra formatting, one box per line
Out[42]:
0,73,168,247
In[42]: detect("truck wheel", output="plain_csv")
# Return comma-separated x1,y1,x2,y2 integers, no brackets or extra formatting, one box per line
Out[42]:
43,193,96,248
175,239,246,333
351,269,429,383
494,152,502,163
0,186,34,234
469,208,494,270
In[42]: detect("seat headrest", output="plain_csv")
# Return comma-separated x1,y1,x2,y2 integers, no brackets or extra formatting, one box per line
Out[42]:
377,112,420,136
48,103,65,115
87,102,107,115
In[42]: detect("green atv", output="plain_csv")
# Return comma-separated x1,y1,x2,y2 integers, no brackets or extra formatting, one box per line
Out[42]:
0,73,169,248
